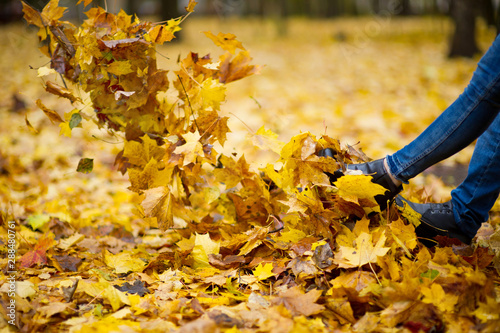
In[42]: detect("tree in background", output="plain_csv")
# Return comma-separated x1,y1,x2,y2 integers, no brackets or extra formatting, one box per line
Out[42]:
448,0,479,58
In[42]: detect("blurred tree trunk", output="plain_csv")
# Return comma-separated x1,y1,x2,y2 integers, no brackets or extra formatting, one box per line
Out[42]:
399,0,412,15
481,0,495,27
126,0,139,16
160,1,182,41
449,0,479,58
160,0,180,20
264,0,288,37
497,1,500,35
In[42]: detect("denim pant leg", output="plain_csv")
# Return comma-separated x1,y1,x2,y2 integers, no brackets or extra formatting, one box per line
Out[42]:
450,115,500,238
386,33,500,183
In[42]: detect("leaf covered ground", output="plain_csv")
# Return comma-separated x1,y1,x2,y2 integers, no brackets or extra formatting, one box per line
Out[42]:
1,2,500,332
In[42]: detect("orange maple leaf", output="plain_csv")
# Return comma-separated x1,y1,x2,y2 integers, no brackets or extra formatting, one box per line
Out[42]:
20,235,57,268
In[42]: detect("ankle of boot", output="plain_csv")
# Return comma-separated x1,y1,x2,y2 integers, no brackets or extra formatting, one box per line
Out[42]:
383,158,403,188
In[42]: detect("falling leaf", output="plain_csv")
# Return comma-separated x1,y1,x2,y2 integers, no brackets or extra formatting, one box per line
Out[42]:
251,126,285,154
45,81,80,103
36,99,63,124
334,174,387,207
148,20,181,44
25,114,39,134
204,31,245,54
185,0,197,12
69,112,82,129
37,66,57,77
218,51,260,83
76,158,94,174
141,186,173,230
107,61,134,76
76,0,93,7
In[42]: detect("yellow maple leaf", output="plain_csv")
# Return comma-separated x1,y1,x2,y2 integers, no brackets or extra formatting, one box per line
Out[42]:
421,283,458,313
123,134,165,167
192,233,220,269
399,200,422,228
389,218,418,251
201,78,226,110
78,279,130,311
107,60,134,76
148,20,181,44
185,0,197,12
334,174,387,206
334,231,390,268
204,31,245,54
59,122,72,137
174,131,203,166
141,186,173,231
253,263,275,281
252,126,285,154
104,250,147,274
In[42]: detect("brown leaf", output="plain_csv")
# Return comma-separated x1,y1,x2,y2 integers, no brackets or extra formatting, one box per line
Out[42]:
21,1,44,28
52,255,82,272
208,254,246,269
459,246,494,269
36,99,63,124
218,51,260,84
290,236,318,256
272,286,325,316
45,81,80,103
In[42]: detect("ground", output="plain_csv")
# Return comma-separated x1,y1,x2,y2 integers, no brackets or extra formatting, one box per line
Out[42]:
0,15,499,333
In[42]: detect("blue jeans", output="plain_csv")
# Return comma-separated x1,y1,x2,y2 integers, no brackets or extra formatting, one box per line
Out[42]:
386,34,500,239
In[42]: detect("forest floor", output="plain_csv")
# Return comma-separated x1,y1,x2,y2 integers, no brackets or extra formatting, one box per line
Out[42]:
1,15,499,332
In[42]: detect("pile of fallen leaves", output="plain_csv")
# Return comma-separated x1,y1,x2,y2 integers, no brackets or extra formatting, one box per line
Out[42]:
0,1,499,332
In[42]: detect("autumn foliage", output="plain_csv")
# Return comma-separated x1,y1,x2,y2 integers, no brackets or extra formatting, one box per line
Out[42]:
2,0,499,331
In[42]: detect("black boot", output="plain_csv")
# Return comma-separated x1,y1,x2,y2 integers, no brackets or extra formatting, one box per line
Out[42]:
396,196,472,247
318,149,402,210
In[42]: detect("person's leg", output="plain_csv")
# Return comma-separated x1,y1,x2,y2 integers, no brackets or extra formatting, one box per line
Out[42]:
451,115,500,239
386,34,500,183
